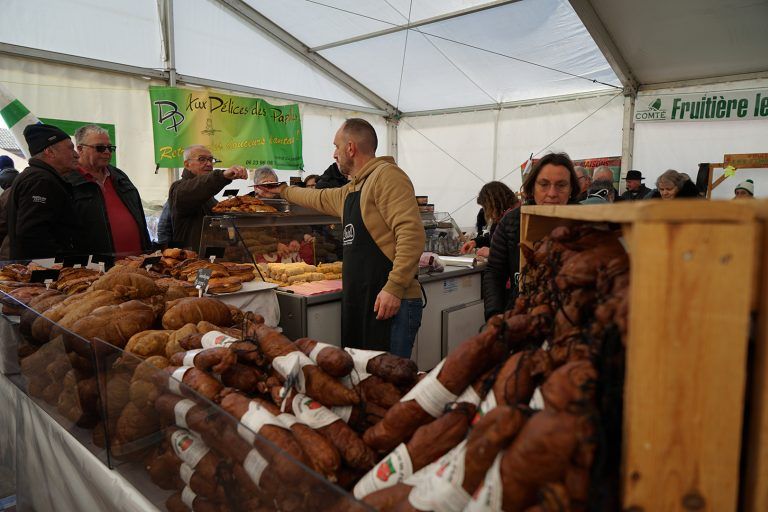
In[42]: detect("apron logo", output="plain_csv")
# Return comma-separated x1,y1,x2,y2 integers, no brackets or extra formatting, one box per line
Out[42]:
32,195,47,204
343,223,355,246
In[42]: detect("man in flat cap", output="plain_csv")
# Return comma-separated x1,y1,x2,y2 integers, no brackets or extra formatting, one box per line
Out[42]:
6,124,84,259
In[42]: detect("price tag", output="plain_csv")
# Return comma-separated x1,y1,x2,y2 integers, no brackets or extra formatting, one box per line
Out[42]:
195,268,213,295
61,255,89,268
30,269,60,283
223,189,239,197
142,255,162,267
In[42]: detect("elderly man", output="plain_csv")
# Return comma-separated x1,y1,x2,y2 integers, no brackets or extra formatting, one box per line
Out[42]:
573,166,591,201
253,165,278,185
64,125,152,255
593,165,622,202
259,119,424,357
7,124,83,259
619,170,651,200
168,145,247,250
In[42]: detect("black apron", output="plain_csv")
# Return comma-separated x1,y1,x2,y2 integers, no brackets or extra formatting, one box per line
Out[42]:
341,180,393,351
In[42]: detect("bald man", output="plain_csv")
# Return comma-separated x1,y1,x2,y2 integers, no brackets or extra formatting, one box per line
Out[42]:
259,119,424,358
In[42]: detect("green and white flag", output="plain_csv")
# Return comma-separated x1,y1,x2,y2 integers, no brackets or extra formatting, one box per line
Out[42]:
0,83,40,157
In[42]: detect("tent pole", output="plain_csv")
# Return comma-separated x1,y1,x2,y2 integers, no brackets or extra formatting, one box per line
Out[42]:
619,90,636,194
386,117,399,161
492,108,501,181
159,0,180,182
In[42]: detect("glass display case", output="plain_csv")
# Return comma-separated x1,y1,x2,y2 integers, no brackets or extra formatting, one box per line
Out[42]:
199,203,343,267
421,211,463,256
0,283,370,512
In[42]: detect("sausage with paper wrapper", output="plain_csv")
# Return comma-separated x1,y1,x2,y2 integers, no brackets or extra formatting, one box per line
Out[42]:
352,374,402,409
218,389,310,480
161,366,223,402
278,387,376,471
355,378,485,502
363,318,508,453
346,347,418,388
236,393,341,481
169,347,237,375
249,320,359,406
165,487,222,512
295,337,353,378
179,330,265,368
166,427,222,485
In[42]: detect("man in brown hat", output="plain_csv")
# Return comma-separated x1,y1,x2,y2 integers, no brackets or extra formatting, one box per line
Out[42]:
6,124,84,259
619,170,651,201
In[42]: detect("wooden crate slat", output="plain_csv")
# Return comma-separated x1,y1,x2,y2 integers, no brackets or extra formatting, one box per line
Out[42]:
622,221,755,512
523,201,758,224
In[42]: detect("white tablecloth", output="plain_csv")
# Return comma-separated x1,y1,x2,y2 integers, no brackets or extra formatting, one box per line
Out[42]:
0,376,161,512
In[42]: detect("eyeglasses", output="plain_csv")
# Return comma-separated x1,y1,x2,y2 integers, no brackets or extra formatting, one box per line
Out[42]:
80,144,116,153
577,175,590,182
535,180,570,192
196,156,221,164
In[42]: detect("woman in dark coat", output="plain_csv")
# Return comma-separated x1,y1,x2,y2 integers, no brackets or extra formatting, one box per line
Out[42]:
482,152,580,320
461,181,519,258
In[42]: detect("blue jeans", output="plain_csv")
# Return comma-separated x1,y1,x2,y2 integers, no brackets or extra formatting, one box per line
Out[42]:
390,298,423,359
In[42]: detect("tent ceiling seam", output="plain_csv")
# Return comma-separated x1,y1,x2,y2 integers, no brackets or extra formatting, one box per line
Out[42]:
309,0,524,52
213,0,399,116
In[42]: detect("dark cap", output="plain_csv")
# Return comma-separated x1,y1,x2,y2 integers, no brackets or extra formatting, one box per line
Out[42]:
624,170,644,181
23,123,71,155
0,155,13,170
0,168,19,190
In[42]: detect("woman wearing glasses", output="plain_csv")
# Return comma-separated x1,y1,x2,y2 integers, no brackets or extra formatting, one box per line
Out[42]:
482,152,580,320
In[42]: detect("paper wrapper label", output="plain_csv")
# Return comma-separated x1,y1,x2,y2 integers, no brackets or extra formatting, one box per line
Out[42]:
244,449,268,487
238,401,284,444
408,440,469,512
456,385,481,407
277,413,299,429
465,453,503,512
401,360,457,418
291,393,339,429
529,387,544,410
354,443,413,499
308,341,332,362
181,486,196,508
173,399,196,429
168,366,192,395
272,351,314,393
345,347,384,382
331,405,353,423
171,430,209,469
179,463,194,486
473,391,497,424
201,330,237,349
182,348,205,367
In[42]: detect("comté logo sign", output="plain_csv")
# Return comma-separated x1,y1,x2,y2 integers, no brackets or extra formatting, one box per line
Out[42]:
635,89,768,123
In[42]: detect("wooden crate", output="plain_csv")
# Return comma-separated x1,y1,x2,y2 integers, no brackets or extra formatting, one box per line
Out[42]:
520,200,768,512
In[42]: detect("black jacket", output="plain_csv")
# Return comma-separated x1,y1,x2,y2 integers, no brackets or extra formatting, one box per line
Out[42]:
482,206,521,320
63,165,152,255
619,184,651,201
7,159,84,260
315,163,348,189
169,169,232,250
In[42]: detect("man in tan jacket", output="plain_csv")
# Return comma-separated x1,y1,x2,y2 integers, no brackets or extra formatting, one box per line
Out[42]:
260,118,424,357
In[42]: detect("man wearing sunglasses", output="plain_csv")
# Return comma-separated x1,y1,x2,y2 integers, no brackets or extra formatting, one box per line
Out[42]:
168,145,247,250
65,124,152,256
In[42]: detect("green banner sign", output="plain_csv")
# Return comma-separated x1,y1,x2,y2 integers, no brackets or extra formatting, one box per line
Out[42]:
635,88,768,122
148,86,303,169
41,117,117,166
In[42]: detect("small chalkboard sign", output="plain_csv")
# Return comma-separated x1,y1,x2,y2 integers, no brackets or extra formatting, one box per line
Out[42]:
61,255,90,268
194,268,213,291
203,246,226,260
90,254,115,270
142,256,162,267
30,269,60,283
223,189,239,197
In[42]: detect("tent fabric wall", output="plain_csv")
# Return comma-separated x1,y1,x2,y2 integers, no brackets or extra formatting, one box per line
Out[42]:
0,54,387,204
398,92,624,230
633,78,768,199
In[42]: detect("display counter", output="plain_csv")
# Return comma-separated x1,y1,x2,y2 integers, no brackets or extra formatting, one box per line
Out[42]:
275,264,484,371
